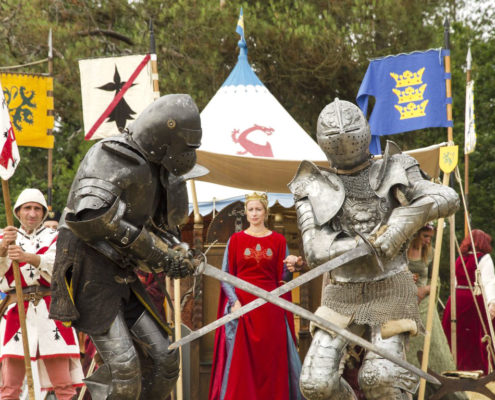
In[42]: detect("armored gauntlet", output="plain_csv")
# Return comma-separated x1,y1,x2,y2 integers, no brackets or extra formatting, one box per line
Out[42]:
126,228,194,278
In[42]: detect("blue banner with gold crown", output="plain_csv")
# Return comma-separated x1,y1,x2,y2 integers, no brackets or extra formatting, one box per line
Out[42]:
356,49,452,154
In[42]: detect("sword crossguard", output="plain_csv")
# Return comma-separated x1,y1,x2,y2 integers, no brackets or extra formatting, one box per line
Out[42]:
193,254,206,276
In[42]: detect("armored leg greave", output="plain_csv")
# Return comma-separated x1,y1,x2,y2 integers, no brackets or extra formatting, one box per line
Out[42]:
130,311,179,400
358,326,418,400
299,329,357,400
85,311,141,400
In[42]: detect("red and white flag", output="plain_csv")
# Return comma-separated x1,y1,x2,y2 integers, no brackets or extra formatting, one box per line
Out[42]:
0,80,20,180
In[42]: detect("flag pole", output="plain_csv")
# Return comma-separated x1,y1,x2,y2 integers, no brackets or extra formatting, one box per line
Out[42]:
464,47,472,238
1,180,36,399
417,18,455,400
149,20,175,328
149,20,160,101
47,29,54,214
149,19,184,400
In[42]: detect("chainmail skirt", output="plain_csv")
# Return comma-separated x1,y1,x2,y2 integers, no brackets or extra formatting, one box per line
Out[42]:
323,271,421,327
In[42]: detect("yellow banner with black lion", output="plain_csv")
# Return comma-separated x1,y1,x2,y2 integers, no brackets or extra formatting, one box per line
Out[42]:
0,73,54,149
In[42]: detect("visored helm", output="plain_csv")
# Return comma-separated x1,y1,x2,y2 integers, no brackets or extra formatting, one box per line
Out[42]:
128,94,202,175
316,98,371,169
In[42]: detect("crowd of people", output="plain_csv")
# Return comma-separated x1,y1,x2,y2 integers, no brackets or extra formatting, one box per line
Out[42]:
0,95,493,400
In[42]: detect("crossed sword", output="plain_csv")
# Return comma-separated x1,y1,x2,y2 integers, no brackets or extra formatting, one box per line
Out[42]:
169,243,440,386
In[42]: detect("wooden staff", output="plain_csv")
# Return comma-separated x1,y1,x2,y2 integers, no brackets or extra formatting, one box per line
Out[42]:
418,172,450,400
77,357,97,400
1,180,35,399
174,277,183,400
418,18,455,400
191,178,204,400
449,212,457,365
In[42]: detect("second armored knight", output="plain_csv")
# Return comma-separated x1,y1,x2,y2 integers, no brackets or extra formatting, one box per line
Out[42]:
289,98,459,400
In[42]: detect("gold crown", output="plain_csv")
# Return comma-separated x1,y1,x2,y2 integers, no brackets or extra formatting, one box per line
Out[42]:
394,100,429,120
390,67,425,88
245,192,268,209
392,84,427,104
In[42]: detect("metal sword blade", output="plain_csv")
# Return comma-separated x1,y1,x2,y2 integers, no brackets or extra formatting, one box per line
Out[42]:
178,260,441,386
170,244,370,350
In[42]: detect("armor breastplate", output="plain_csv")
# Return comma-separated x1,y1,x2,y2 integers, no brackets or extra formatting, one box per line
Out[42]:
330,167,408,282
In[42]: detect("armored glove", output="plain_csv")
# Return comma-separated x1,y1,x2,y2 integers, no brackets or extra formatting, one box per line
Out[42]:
164,245,195,279
127,228,195,278
372,224,408,259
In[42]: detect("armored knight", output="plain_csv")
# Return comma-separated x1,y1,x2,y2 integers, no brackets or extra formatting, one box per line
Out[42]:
289,99,459,400
49,94,203,400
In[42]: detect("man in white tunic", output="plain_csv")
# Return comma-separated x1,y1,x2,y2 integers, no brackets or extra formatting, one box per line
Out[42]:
0,189,83,400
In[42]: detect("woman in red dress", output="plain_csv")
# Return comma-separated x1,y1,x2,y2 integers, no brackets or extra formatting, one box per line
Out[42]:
442,229,495,373
209,192,302,400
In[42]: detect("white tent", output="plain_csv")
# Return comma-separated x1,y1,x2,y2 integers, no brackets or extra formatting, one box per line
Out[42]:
188,38,326,215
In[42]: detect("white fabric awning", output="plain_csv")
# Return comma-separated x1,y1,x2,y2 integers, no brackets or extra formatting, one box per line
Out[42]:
189,142,448,215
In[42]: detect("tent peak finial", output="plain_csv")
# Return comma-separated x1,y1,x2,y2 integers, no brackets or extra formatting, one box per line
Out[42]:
238,39,248,58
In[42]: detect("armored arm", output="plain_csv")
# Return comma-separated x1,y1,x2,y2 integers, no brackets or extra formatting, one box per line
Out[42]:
373,153,459,258
289,160,364,268
65,178,193,278
295,198,361,268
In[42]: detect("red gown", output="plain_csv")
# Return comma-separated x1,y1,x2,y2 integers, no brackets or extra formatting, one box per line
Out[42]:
442,252,492,373
209,231,298,400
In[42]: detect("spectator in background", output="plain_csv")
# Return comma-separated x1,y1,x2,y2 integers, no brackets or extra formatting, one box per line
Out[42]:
442,229,495,374
43,210,60,230
0,189,83,400
407,224,467,400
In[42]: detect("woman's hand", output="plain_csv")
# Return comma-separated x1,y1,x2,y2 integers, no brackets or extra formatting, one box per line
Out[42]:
488,302,495,319
284,255,304,272
231,300,242,313
417,285,430,303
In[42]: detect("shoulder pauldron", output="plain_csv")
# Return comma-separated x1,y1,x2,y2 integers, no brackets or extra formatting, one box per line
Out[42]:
288,160,345,226
101,140,146,166
369,141,414,198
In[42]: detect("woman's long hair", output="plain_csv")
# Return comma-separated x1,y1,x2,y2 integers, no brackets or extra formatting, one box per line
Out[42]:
409,224,434,262
460,229,493,255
